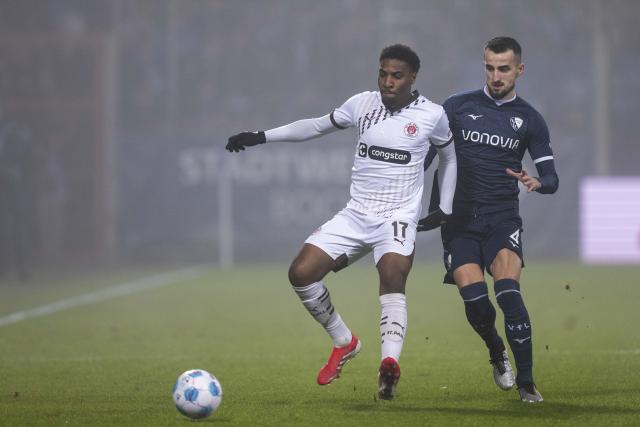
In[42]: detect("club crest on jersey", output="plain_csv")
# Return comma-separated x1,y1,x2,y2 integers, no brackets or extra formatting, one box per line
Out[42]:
404,122,419,138
510,117,523,131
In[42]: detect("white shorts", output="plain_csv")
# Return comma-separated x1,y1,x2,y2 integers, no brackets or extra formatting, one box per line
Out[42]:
304,207,417,267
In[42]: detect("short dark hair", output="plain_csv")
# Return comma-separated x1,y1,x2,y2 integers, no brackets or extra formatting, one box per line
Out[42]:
379,44,420,73
485,36,522,62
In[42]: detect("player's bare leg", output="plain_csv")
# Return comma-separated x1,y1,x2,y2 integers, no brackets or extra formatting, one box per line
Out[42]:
491,249,542,402
289,244,336,287
289,244,360,385
375,252,412,400
454,263,515,391
490,249,522,282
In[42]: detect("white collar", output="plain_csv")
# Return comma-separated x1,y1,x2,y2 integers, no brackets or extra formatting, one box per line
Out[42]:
483,85,517,106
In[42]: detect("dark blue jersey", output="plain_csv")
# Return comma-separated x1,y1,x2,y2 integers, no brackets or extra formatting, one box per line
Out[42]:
425,89,558,215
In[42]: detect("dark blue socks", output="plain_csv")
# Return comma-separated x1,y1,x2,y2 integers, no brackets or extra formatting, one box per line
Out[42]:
459,282,504,356
494,278,533,385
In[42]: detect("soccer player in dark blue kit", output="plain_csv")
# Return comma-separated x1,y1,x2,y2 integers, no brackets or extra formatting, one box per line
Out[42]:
420,36,558,403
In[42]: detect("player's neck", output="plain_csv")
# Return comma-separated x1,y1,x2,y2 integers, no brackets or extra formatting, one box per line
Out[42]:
483,85,517,106
382,90,419,112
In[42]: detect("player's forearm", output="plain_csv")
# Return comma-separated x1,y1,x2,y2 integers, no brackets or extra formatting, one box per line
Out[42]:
264,114,337,142
534,160,559,194
435,143,457,214
536,173,558,194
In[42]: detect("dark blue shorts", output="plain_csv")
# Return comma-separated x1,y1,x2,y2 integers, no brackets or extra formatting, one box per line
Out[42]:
439,208,524,284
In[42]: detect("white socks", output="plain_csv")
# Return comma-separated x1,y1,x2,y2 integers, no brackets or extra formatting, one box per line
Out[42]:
379,293,407,362
294,282,352,347
294,284,407,357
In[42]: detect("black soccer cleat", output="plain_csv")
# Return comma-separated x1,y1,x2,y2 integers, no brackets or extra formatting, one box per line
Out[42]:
518,382,543,403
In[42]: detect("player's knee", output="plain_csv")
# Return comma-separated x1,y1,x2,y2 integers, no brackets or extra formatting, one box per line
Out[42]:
378,253,411,276
490,250,521,281
378,269,409,294
288,259,318,287
288,261,305,287
453,264,485,287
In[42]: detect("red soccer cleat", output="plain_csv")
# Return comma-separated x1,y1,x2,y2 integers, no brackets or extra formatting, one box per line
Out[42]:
316,335,361,385
378,356,401,400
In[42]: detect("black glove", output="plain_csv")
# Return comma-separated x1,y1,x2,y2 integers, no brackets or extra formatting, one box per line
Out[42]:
417,208,449,232
226,131,266,152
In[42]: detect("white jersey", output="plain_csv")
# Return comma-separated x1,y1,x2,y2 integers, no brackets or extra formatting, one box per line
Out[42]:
330,91,451,220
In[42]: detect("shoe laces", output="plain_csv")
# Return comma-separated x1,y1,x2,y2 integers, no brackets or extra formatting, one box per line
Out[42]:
490,354,507,375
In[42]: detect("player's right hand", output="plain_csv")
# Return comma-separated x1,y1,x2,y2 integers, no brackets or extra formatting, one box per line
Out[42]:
226,131,266,152
417,208,449,232
506,168,541,192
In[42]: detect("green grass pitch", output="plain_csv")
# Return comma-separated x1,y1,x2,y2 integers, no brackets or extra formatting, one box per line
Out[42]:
1,262,639,426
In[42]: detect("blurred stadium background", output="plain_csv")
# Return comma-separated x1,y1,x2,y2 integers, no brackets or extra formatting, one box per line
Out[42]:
1,0,639,276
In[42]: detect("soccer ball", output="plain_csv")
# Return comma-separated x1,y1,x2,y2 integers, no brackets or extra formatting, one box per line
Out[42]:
172,369,222,419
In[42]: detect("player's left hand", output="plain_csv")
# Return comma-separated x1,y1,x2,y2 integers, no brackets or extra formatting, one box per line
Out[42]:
417,208,449,232
226,131,266,152
506,168,541,192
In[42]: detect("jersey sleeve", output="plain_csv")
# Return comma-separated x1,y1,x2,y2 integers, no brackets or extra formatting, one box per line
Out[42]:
429,107,453,147
527,111,554,164
528,111,559,194
264,114,337,142
330,92,366,129
441,95,458,130
442,96,455,118
434,141,457,214
423,144,437,171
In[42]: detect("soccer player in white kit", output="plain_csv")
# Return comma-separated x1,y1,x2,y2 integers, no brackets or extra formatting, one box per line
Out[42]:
226,44,457,400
